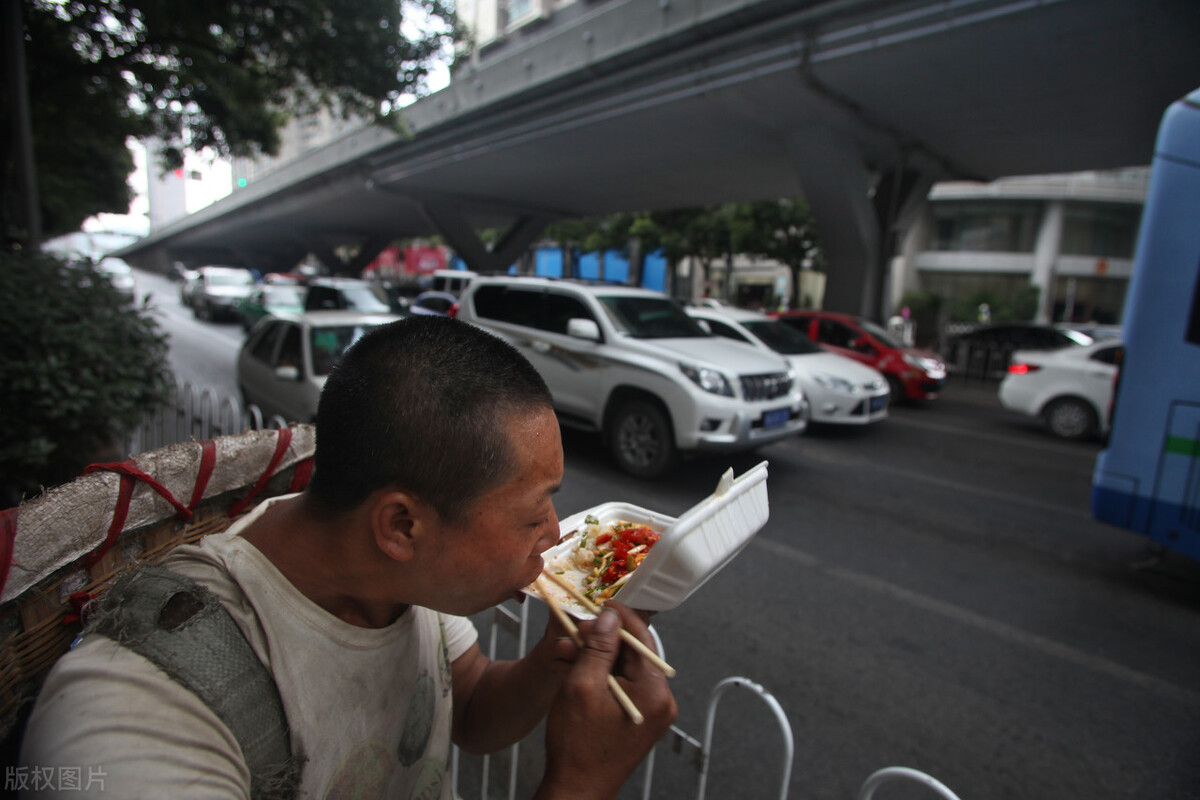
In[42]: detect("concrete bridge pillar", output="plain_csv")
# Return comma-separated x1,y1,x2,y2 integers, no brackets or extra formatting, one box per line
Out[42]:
420,201,552,275
1032,200,1064,324
789,127,880,317
789,127,938,320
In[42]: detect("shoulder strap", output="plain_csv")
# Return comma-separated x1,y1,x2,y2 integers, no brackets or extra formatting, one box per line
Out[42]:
87,565,303,800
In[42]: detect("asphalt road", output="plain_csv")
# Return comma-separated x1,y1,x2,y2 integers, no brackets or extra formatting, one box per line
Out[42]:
136,268,1200,800
534,390,1200,800
137,270,244,400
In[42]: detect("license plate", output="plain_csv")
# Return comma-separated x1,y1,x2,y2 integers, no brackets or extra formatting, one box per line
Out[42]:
762,408,790,428
870,395,887,412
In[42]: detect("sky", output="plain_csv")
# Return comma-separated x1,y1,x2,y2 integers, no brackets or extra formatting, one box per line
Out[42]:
84,143,233,238
84,61,452,241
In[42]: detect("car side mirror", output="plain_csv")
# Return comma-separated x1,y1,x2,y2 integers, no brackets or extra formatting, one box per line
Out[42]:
695,320,712,334
274,365,301,381
567,318,601,342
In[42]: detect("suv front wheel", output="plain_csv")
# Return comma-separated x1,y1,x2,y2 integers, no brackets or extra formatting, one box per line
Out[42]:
609,399,677,479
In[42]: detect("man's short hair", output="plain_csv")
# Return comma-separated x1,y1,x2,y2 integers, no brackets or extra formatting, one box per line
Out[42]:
309,316,553,523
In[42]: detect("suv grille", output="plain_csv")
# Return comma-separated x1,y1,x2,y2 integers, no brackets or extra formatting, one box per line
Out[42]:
740,372,792,401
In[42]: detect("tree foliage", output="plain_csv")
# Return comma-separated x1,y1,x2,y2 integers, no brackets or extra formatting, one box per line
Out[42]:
4,0,462,241
947,285,1040,323
629,207,736,295
0,250,172,506
731,198,826,309
539,198,826,302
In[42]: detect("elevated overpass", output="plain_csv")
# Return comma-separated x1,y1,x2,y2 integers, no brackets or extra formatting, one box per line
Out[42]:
115,0,1200,317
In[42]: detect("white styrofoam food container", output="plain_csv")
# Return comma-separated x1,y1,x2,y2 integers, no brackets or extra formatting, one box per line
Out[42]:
529,461,769,617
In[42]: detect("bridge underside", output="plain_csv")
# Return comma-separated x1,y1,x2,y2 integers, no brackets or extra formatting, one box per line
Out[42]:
118,0,1200,317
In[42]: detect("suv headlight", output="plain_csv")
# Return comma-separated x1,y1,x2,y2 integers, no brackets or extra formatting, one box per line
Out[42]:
813,373,857,394
679,363,734,397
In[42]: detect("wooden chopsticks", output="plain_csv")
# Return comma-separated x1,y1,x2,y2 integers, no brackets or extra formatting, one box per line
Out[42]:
534,567,678,725
540,569,676,678
536,576,644,724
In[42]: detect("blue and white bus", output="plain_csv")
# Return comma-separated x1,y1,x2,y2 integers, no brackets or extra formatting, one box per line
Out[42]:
1092,86,1200,561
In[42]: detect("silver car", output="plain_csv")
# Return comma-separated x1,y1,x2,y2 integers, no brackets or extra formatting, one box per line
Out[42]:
237,311,401,423
97,257,137,303
192,265,256,321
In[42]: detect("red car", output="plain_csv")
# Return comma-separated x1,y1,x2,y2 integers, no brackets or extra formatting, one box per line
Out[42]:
771,311,947,401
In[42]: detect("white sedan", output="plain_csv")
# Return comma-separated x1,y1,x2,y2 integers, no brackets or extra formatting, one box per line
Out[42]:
998,339,1124,439
687,306,889,425
237,311,401,424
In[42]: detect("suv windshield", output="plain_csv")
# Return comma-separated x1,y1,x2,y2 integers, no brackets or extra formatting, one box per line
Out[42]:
597,295,708,339
742,319,823,355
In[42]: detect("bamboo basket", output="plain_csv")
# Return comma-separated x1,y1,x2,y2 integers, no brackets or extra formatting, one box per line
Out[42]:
0,425,316,740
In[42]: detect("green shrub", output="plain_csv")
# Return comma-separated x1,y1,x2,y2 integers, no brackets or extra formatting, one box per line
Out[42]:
947,284,1041,323
0,250,171,506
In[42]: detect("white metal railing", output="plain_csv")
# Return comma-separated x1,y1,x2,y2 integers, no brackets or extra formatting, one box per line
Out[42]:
127,379,287,457
452,600,798,800
453,601,966,800
696,677,794,800
857,767,964,800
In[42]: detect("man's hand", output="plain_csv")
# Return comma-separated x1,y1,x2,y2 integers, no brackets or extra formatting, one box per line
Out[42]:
535,603,678,800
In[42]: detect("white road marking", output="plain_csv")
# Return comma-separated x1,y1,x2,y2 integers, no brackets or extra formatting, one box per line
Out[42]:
887,409,1098,461
787,435,1095,522
753,536,1200,706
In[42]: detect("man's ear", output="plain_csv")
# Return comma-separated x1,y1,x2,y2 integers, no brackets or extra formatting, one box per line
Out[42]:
372,490,430,563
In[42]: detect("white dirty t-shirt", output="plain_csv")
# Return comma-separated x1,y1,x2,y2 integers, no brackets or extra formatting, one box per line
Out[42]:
20,495,478,799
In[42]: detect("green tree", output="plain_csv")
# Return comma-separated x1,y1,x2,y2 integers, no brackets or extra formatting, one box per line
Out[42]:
4,0,461,243
948,284,1041,323
631,207,737,299
734,198,825,310
0,251,172,506
543,217,602,278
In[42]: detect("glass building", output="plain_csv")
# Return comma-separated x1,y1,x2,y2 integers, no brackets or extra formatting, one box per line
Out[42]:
896,169,1147,324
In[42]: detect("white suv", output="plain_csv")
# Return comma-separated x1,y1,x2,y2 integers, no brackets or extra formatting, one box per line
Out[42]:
456,277,808,477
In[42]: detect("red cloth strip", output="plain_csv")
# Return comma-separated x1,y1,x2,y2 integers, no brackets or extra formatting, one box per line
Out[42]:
0,508,18,600
63,591,96,625
288,457,314,494
188,440,218,510
227,428,294,518
83,461,193,521
82,471,136,569
81,460,194,569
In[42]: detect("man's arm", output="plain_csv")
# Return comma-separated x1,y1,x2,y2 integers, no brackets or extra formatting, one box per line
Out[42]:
450,603,677,799
450,614,568,753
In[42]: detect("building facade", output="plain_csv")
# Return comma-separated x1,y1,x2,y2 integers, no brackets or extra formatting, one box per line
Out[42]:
894,169,1147,325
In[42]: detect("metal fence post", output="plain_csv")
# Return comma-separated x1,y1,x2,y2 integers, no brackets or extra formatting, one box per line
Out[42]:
696,677,794,800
